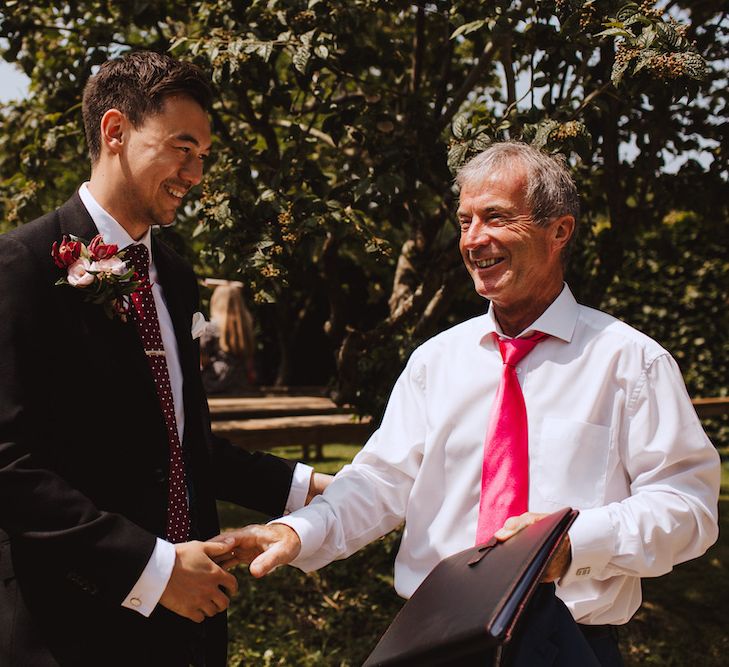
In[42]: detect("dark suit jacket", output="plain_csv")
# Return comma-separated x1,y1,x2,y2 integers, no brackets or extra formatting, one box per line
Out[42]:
0,194,296,666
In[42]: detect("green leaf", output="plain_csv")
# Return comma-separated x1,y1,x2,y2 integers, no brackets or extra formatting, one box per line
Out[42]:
611,58,630,87
596,27,633,39
616,2,641,22
450,19,487,40
531,120,558,149
655,22,681,49
447,143,468,172
293,44,310,74
452,114,469,140
256,42,274,62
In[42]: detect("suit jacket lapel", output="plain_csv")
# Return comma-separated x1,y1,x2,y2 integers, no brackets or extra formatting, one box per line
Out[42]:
55,193,161,415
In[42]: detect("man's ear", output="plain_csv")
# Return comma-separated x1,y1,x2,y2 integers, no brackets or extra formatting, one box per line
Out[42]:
99,108,127,156
551,215,575,253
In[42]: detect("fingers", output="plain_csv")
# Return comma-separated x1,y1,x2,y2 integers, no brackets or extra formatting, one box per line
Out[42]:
494,512,548,541
159,540,240,622
202,538,235,555
207,528,263,565
217,568,239,597
249,545,286,578
204,524,301,577
248,528,301,578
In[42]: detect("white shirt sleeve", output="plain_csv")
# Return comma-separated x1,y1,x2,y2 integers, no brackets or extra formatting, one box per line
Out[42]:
562,353,720,586
285,462,314,513
273,356,426,571
121,538,176,616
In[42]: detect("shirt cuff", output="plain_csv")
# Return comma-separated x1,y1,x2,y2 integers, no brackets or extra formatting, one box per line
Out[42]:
121,538,176,617
285,462,314,513
560,508,615,586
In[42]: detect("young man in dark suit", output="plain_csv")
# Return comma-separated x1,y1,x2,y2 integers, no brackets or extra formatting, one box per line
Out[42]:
0,51,327,666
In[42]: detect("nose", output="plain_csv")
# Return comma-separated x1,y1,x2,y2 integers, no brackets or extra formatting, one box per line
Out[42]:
180,154,204,186
461,218,493,250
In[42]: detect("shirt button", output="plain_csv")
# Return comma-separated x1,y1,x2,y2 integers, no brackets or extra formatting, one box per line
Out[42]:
516,367,522,373
130,597,142,607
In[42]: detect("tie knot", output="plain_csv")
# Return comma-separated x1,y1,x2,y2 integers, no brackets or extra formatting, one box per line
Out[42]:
124,243,150,279
495,332,547,366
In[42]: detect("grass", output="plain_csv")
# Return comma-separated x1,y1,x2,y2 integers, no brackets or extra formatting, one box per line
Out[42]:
219,446,729,666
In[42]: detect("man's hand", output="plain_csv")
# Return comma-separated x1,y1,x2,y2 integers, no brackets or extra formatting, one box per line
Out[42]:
158,540,239,623
207,524,302,577
306,472,333,505
494,512,572,582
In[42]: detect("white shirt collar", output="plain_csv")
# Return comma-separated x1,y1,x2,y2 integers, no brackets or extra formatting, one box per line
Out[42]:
485,283,579,342
78,182,152,258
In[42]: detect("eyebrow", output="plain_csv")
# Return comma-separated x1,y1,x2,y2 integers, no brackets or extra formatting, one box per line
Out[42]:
174,133,212,152
457,205,509,217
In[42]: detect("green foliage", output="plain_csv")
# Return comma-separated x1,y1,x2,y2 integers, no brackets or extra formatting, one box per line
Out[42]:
603,2,707,89
602,192,729,445
1,0,727,419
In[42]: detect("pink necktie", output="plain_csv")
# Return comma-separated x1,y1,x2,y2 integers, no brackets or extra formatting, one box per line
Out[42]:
126,244,191,544
475,331,547,545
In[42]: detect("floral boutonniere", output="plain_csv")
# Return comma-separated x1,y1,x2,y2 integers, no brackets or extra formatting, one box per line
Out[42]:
52,234,145,321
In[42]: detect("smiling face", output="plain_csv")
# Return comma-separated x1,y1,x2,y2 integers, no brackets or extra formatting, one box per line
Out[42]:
92,94,212,238
457,168,573,335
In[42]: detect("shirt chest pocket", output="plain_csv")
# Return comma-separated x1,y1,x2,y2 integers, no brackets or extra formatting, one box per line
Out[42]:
534,417,612,509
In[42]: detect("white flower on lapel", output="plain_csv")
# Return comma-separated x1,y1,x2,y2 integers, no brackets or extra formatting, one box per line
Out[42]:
191,311,208,340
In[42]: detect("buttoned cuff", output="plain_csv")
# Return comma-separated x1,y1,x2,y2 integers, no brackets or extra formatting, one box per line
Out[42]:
560,508,615,586
285,462,314,513
121,538,176,617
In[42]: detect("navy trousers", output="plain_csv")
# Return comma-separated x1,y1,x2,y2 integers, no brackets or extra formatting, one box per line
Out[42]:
502,584,623,667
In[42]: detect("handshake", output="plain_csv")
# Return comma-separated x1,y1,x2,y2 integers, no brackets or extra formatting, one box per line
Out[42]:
158,523,301,623
158,472,332,622
158,508,574,623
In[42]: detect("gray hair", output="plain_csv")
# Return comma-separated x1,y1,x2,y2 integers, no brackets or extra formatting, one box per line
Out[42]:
456,142,580,246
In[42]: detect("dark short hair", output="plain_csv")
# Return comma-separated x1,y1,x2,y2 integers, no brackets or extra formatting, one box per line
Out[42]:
82,50,212,163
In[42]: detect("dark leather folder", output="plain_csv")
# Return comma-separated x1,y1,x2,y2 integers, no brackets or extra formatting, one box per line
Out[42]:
363,508,579,666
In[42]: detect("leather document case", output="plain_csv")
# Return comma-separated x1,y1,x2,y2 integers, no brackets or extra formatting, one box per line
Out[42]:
363,507,579,666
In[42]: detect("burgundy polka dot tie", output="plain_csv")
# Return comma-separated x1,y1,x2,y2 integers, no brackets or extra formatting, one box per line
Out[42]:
125,243,191,544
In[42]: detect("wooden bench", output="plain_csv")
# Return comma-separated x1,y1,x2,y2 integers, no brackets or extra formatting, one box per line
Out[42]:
212,413,373,461
208,393,372,461
692,397,729,419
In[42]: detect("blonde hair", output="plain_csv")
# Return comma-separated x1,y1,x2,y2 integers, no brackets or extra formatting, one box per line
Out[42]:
209,285,254,361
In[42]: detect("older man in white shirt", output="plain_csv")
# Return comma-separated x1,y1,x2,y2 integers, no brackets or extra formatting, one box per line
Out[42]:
216,142,720,665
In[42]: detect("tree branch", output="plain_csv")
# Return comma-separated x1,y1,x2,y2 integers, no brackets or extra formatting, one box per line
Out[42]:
569,81,613,120
438,39,498,131
411,2,426,94
237,89,281,165
500,40,516,108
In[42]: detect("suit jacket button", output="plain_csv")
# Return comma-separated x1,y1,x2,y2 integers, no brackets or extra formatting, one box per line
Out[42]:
153,468,168,483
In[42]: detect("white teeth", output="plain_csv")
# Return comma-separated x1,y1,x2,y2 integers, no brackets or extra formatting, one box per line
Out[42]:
165,185,185,199
475,258,502,269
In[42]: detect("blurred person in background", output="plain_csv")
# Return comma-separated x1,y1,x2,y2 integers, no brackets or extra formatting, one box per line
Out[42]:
201,282,257,394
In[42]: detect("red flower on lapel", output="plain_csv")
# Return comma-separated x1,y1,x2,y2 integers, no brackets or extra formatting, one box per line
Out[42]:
52,234,146,322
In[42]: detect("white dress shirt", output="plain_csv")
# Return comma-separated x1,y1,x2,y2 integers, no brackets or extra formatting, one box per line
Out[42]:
276,284,720,625
78,184,312,616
